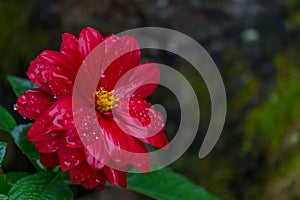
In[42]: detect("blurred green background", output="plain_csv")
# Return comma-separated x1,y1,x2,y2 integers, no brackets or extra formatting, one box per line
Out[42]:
1,0,300,199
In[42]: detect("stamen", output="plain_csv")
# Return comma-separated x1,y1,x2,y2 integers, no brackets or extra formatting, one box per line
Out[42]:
95,88,119,112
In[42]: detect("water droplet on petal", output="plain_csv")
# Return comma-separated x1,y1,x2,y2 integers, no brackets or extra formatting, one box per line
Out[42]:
62,120,69,126
13,104,18,111
64,113,72,119
137,100,142,105
18,95,28,104
64,161,71,167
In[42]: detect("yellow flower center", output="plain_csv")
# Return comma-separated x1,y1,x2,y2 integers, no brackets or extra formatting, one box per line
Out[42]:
95,88,119,112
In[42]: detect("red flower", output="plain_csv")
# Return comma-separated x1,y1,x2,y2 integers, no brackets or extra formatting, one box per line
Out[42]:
15,27,168,190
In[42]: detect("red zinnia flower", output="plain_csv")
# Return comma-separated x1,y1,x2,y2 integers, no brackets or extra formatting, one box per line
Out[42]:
15,27,168,190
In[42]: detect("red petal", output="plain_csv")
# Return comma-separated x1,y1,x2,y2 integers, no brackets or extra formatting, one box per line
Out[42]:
113,98,166,143
43,97,73,131
97,178,107,191
15,89,55,120
81,172,105,190
114,62,160,99
84,147,105,171
73,47,105,101
40,152,59,168
60,33,78,51
127,139,151,173
69,161,94,183
26,59,73,97
131,62,160,98
99,117,151,172
102,166,127,188
78,27,103,58
58,143,85,171
60,49,83,75
38,50,70,67
27,97,73,143
99,35,141,91
63,127,83,149
99,116,131,167
34,131,62,153
139,131,169,149
28,130,64,146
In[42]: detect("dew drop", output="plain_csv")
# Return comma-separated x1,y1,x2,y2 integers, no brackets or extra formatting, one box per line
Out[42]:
64,161,71,167
64,113,71,118
13,104,18,111
139,112,144,116
18,95,28,104
62,120,69,126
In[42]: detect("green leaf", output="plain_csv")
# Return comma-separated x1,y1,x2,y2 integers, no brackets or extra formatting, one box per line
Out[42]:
0,142,7,164
0,142,10,195
0,106,17,133
0,194,8,200
127,168,219,200
0,142,8,175
0,176,10,195
6,172,30,184
11,124,44,171
8,172,73,200
7,75,36,97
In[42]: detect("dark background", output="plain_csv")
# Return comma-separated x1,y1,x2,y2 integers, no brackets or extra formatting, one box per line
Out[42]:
1,0,300,199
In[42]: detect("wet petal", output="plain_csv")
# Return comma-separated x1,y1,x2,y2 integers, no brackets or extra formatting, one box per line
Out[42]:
15,89,55,120
139,130,169,149
38,50,70,67
63,126,83,149
114,62,160,99
113,98,166,141
34,131,62,153
99,35,140,91
40,152,59,168
84,139,110,171
81,172,105,190
69,161,94,183
84,147,105,171
78,27,103,58
102,166,127,188
60,49,83,75
60,33,78,51
99,116,131,168
127,138,151,173
58,143,85,171
100,116,151,172
26,59,73,97
27,97,73,142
